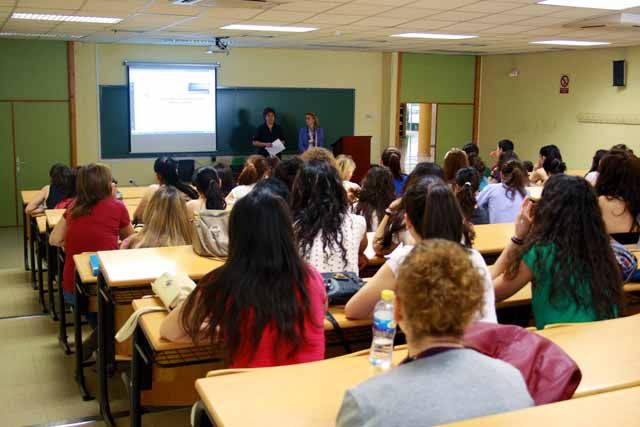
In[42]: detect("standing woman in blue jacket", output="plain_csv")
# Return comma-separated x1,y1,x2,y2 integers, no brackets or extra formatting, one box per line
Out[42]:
298,112,325,154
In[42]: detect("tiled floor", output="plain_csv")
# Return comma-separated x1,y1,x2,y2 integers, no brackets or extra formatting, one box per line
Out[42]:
0,227,191,427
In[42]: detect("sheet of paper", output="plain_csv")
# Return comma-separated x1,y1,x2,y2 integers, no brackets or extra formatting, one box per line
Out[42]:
265,139,286,157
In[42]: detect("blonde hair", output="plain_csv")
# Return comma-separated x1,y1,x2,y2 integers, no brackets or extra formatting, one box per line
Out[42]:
128,186,193,249
301,147,337,169
335,154,356,181
397,239,483,338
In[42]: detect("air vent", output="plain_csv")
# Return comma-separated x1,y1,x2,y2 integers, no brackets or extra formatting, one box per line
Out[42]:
566,13,640,29
306,43,370,50
178,0,291,8
171,0,204,4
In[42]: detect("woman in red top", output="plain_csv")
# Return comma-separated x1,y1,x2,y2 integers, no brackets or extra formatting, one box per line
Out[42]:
49,163,134,358
160,186,326,368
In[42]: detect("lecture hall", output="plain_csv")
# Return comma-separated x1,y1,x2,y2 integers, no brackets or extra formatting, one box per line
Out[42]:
1,0,640,426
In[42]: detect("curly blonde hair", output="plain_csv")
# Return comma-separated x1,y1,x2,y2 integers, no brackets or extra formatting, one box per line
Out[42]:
301,147,337,169
397,239,483,338
335,154,356,181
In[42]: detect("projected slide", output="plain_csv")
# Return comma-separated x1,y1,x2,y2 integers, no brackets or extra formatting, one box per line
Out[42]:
128,65,217,153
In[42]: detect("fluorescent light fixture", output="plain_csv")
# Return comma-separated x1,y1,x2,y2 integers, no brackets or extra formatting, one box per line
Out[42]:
11,12,121,24
530,40,611,46
0,32,83,38
391,33,477,40
538,0,640,10
221,24,316,33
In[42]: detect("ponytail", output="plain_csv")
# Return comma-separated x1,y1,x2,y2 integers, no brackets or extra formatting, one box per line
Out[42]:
501,159,527,200
238,155,269,186
154,157,198,200
193,166,226,210
381,147,402,180
543,157,567,176
454,167,480,220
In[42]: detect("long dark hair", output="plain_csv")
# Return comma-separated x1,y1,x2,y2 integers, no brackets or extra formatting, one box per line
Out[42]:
49,163,75,196
508,175,621,320
381,147,403,180
355,165,395,231
540,144,562,161
501,159,528,200
154,157,198,199
181,188,312,363
291,160,349,263
274,157,304,191
589,149,608,174
193,166,226,210
403,177,473,246
596,150,640,231
213,162,234,197
543,157,567,176
379,163,444,251
454,167,480,221
70,164,113,219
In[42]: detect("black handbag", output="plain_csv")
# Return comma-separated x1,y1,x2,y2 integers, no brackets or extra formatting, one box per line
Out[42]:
321,272,364,306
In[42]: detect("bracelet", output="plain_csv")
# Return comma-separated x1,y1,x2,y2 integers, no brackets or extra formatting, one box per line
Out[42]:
511,236,524,246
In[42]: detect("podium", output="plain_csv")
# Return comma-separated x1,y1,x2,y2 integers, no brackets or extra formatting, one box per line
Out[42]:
333,136,371,184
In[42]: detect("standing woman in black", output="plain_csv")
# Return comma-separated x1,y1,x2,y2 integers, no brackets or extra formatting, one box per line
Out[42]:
252,107,286,157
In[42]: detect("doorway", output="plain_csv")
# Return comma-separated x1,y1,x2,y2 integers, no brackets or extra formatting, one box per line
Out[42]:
399,102,436,172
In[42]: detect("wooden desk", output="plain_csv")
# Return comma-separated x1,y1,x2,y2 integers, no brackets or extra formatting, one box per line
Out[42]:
526,186,542,200
124,198,142,208
129,296,374,427
119,186,148,199
30,213,48,312
443,386,640,426
473,223,513,255
95,246,225,426
21,189,42,270
195,314,640,426
43,209,66,322
566,169,588,177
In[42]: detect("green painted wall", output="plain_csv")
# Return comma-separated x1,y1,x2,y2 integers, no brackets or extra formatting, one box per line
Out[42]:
436,105,474,163
0,103,15,226
479,46,640,168
0,40,69,226
400,53,476,104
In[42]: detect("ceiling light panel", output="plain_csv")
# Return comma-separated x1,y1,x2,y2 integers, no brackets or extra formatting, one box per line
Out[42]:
530,39,611,45
391,32,478,39
221,24,317,33
538,0,640,10
11,12,122,23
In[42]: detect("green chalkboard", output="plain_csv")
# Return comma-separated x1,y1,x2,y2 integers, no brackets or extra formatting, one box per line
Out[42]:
100,86,355,158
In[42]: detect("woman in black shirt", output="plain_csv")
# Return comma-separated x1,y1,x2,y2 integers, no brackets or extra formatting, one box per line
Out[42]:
252,107,285,157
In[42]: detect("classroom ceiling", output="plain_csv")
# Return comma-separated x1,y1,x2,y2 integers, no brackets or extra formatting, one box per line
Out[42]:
0,0,639,54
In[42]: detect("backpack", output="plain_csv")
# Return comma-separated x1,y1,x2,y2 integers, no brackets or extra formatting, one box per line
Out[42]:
192,209,230,258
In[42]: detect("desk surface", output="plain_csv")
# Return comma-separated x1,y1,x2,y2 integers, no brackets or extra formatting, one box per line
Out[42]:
35,215,47,234
73,252,97,284
119,187,148,199
472,223,513,255
21,190,41,205
196,314,640,427
443,386,640,427
45,209,65,229
98,245,224,288
132,297,372,353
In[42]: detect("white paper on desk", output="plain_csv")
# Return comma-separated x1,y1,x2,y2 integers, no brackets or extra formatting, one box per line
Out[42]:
265,139,285,157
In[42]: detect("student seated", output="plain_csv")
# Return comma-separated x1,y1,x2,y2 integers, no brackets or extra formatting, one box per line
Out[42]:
491,175,622,329
490,149,518,183
542,157,566,178
372,162,443,256
595,150,640,244
354,166,395,232
489,139,514,181
336,154,360,202
291,160,367,273
25,163,75,215
213,162,235,198
160,188,326,368
273,156,304,192
346,176,497,323
225,155,269,205
585,149,608,186
381,147,407,197
337,240,532,427
301,146,337,168
121,186,193,249
454,167,489,225
470,154,489,191
443,148,469,184
530,145,562,185
477,159,528,224
49,164,134,359
187,166,227,215
134,157,198,221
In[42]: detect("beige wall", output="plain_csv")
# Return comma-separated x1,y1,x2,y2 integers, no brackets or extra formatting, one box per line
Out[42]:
75,42,386,185
479,46,640,169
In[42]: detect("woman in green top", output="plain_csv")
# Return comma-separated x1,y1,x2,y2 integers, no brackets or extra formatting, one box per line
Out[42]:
491,175,622,329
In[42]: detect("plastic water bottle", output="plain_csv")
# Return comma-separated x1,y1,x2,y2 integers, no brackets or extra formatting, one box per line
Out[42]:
369,289,396,369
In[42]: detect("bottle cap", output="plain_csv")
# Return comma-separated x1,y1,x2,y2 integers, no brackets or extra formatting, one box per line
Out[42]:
381,289,395,302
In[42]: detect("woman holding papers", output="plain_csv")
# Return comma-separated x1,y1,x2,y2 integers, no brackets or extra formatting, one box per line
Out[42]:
298,112,325,153
252,107,286,157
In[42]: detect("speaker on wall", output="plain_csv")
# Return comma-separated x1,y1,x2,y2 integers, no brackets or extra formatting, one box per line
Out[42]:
613,60,626,87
